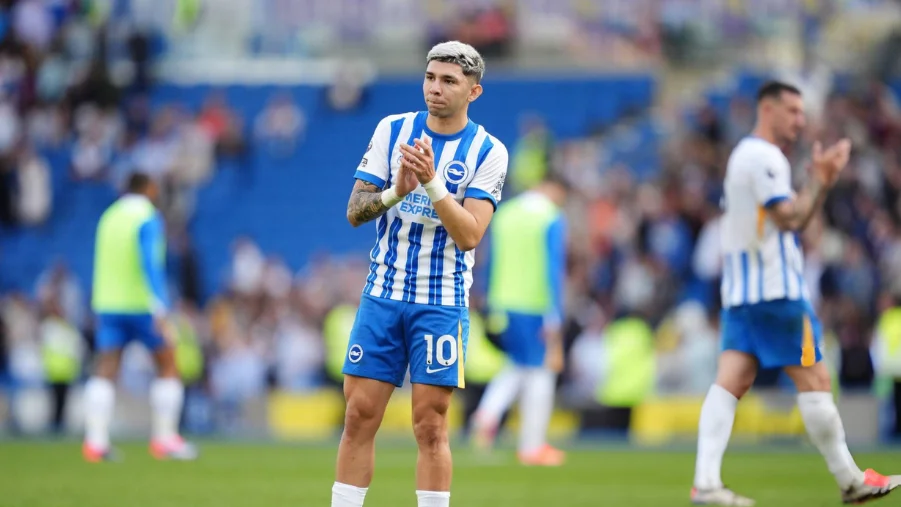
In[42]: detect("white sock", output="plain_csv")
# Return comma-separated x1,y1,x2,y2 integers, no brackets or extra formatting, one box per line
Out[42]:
332,482,368,507
519,368,556,454
84,377,115,450
693,384,738,490
797,392,864,489
416,490,450,507
150,377,184,442
472,365,523,429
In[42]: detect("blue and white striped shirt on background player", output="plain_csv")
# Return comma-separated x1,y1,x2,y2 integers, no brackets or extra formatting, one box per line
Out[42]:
354,111,508,308
720,137,810,308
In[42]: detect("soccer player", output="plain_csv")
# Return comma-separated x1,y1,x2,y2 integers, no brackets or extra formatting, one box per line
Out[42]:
82,172,197,462
332,41,508,507
691,81,899,506
469,174,568,466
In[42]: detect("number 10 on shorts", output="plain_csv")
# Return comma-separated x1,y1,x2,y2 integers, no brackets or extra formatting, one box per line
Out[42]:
424,334,458,366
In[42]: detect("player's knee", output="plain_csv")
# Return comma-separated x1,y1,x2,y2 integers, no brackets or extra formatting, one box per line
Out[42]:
412,404,449,451
94,352,121,379
153,348,180,378
715,376,754,399
789,363,832,392
413,415,447,452
343,396,382,438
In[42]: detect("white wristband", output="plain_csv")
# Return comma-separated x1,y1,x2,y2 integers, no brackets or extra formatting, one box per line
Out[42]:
381,186,403,208
423,175,449,203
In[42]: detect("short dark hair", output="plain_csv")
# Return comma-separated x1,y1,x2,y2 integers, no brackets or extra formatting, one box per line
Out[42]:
543,171,571,192
756,81,802,103
125,172,153,194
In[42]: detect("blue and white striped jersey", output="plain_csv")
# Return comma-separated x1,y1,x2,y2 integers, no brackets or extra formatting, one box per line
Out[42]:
720,137,809,308
353,111,508,307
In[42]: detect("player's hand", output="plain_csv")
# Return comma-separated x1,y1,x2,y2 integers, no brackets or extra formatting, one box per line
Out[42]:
394,158,420,197
811,138,851,189
542,326,564,374
400,138,436,184
154,314,178,346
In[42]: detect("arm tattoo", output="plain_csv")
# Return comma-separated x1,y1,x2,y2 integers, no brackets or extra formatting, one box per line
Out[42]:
347,180,389,226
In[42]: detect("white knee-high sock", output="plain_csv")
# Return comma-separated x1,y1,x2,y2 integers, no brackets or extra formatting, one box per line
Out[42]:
693,384,738,490
416,490,450,507
332,482,368,507
84,377,115,449
519,368,556,453
150,378,184,442
472,365,523,428
798,392,864,489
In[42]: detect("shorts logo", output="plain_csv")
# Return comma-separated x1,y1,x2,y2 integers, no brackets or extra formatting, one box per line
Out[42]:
366,141,373,153
443,161,468,185
348,344,364,363
360,157,368,167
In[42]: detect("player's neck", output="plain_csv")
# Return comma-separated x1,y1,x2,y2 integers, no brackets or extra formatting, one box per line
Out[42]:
426,113,469,136
751,126,777,145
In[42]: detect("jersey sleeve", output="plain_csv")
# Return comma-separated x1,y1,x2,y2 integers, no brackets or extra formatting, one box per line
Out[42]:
353,116,394,189
752,149,793,208
544,214,567,328
138,213,169,315
464,141,508,210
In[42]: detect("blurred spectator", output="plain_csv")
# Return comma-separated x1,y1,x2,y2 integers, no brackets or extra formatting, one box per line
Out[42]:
39,298,84,434
15,144,50,226
197,92,246,159
3,294,41,387
35,262,85,333
509,115,552,195
254,92,305,158
12,0,54,52
326,63,368,113
70,107,114,180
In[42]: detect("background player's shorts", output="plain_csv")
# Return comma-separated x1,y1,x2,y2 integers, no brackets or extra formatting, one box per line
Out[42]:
95,313,167,352
343,294,469,388
495,311,545,367
720,298,823,369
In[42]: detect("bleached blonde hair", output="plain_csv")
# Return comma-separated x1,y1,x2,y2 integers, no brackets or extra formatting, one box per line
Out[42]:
426,41,485,83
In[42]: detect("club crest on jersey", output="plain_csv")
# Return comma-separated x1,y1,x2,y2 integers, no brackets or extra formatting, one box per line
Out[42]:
348,344,363,363
443,161,469,185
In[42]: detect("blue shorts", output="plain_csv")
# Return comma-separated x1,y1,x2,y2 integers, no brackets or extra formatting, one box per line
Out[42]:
721,299,823,369
496,311,545,367
95,313,167,353
343,294,469,388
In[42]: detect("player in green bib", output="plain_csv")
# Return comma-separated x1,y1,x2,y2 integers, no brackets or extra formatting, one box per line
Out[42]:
469,173,569,466
82,173,197,462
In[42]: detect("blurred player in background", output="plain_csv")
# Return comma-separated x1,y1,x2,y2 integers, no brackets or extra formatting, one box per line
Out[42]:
691,81,899,506
332,41,508,507
469,173,569,466
82,172,198,462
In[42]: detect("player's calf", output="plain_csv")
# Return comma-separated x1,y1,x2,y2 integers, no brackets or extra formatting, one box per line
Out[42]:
150,349,198,461
336,376,394,488
412,384,454,506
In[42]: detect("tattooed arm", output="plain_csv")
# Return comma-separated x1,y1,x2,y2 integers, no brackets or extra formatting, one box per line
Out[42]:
347,180,390,227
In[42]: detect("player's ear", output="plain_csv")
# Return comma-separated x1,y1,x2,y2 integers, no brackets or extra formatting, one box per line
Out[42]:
468,83,483,103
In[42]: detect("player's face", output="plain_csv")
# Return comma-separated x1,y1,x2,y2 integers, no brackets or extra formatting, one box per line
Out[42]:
773,92,806,144
423,61,482,118
145,181,160,205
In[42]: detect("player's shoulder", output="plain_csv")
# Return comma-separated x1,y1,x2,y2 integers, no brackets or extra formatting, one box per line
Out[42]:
472,123,509,161
733,137,786,160
729,137,788,170
375,111,418,129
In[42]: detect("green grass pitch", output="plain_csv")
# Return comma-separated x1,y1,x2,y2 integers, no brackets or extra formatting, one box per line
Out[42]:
1,441,898,506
